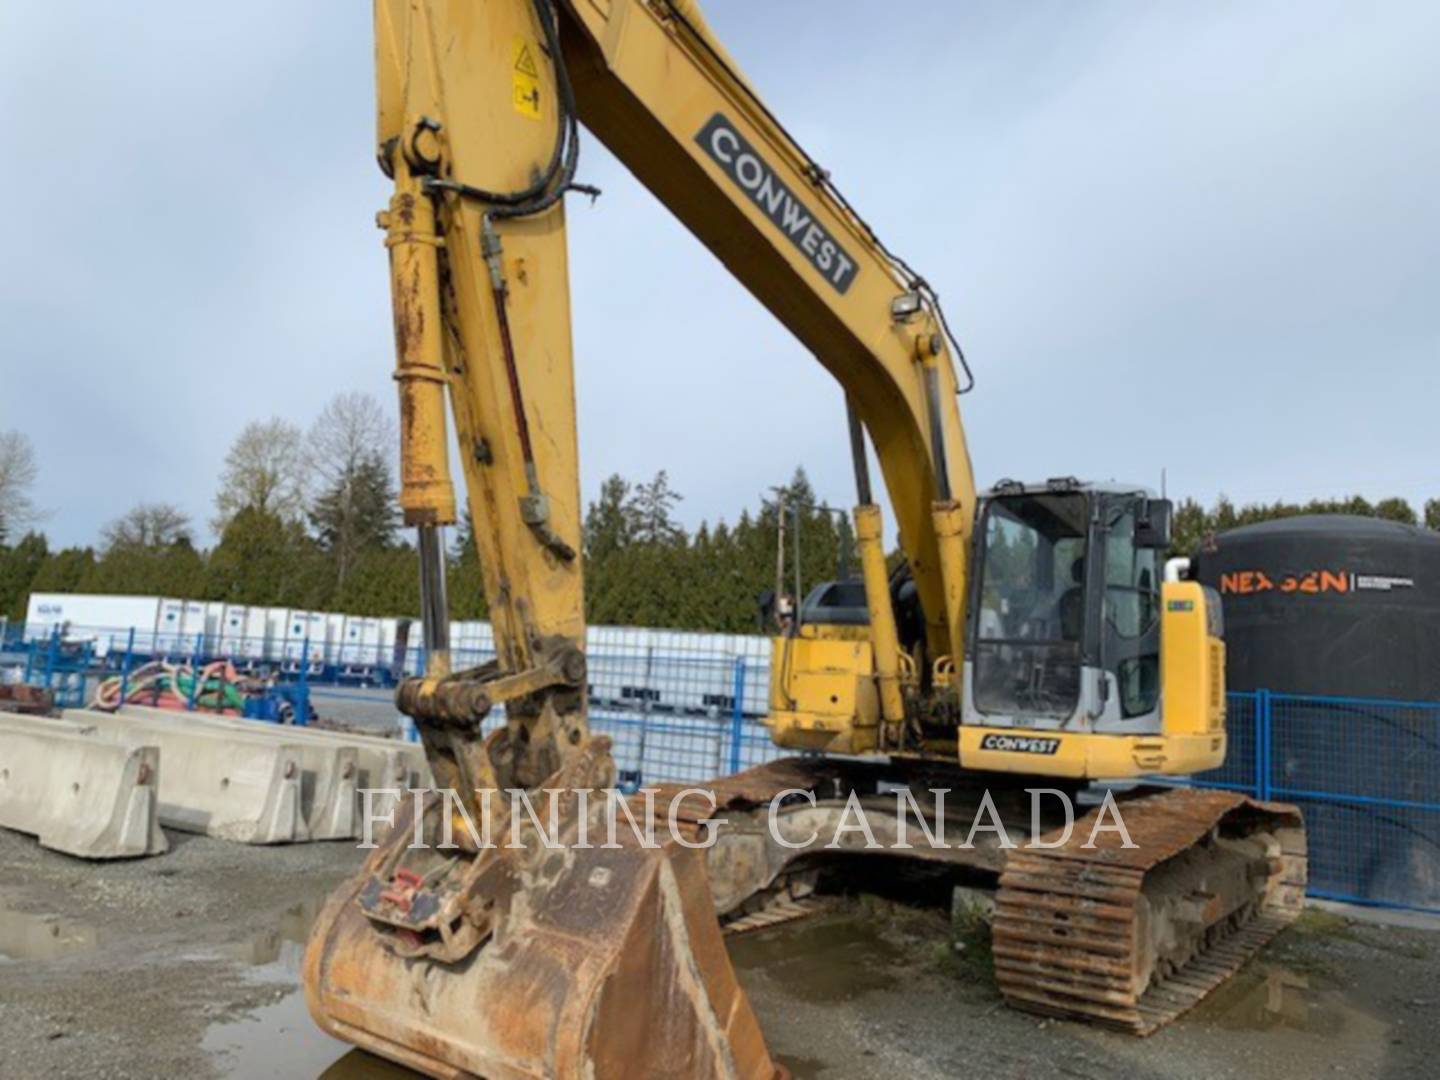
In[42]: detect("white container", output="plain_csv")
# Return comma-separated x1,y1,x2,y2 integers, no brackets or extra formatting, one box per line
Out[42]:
282,611,326,662
181,601,207,652
340,616,383,666
324,613,346,664
377,618,398,668
586,625,655,710
203,601,227,653
451,620,483,668
216,610,250,659
338,615,362,665
403,622,426,676
646,628,727,715
241,607,270,659
263,608,291,662
155,598,188,654
24,594,161,651
364,616,385,666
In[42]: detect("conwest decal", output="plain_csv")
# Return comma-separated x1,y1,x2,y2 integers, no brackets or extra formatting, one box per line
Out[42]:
695,113,858,294
980,733,1061,756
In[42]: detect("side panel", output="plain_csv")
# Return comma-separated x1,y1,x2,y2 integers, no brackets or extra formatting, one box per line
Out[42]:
1160,580,1226,737
768,634,879,754
958,727,1225,779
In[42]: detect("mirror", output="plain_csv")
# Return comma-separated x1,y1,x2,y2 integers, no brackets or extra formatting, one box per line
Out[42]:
756,589,776,629
1134,498,1173,549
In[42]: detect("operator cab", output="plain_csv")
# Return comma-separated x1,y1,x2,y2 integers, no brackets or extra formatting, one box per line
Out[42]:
963,478,1172,734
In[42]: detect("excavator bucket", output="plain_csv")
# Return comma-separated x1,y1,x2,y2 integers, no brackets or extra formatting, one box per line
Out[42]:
303,782,780,1080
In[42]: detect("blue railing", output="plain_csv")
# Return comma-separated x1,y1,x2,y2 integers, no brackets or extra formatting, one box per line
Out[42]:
1180,689,1440,914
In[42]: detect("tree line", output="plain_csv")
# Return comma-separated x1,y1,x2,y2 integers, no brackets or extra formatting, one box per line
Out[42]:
0,416,1437,632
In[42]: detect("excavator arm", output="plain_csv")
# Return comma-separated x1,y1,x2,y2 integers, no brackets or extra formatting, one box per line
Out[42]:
305,3,976,1076
379,0,975,785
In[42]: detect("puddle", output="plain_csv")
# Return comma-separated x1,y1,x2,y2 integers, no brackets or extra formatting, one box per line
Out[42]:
226,895,328,970
203,986,416,1078
205,894,423,1078
320,1050,423,1078
1189,962,1371,1034
727,909,904,1004
0,907,100,962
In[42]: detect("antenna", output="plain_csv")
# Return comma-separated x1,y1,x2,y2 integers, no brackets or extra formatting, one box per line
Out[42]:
1161,467,1167,499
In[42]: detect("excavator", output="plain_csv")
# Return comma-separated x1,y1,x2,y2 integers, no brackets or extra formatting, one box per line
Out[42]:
303,1,1308,1076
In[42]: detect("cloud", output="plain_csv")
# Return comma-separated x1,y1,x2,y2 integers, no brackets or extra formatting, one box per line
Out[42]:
2,0,1435,549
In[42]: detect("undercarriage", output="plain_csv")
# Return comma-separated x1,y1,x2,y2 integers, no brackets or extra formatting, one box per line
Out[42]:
659,757,1307,1034
304,752,1305,1077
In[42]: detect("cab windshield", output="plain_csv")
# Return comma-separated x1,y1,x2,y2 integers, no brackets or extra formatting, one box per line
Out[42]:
973,493,1088,718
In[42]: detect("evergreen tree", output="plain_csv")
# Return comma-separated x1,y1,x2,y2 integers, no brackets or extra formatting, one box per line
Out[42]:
583,475,634,560
447,510,489,620
1373,497,1417,525
87,533,205,599
0,532,49,621
1169,493,1425,557
1169,497,1210,558
336,544,419,616
27,546,95,596
628,471,683,546
205,507,324,608
309,450,398,593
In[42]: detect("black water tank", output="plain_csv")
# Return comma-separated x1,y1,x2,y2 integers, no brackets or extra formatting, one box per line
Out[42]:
1192,515,1440,699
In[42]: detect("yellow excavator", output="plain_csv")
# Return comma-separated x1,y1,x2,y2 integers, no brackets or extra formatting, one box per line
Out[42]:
303,2,1308,1075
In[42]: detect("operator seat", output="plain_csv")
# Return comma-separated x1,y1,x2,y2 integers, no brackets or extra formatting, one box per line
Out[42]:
1058,556,1085,641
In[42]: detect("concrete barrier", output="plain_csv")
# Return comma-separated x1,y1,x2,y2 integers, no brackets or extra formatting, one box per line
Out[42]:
123,704,430,809
294,725,432,789
0,715,167,858
63,708,359,839
57,710,305,844
120,706,415,834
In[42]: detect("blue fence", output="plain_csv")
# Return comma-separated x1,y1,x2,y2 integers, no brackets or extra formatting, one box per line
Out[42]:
1188,690,1440,914
3,620,1436,913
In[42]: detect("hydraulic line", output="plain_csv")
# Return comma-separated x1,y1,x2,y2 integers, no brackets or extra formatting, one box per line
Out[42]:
846,395,873,506
433,0,586,563
417,524,451,673
923,363,952,502
425,0,586,218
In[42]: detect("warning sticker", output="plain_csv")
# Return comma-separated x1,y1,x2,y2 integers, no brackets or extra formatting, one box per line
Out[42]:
512,38,541,121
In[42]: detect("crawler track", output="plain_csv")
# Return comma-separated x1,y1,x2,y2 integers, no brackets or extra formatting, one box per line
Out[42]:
655,763,1308,1036
992,788,1307,1034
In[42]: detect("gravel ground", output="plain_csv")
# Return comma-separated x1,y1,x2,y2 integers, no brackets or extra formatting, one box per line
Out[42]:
0,823,1436,1079
734,900,1440,1080
0,827,363,1079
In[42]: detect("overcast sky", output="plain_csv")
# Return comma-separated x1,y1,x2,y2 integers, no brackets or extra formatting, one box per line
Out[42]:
2,1,1436,550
